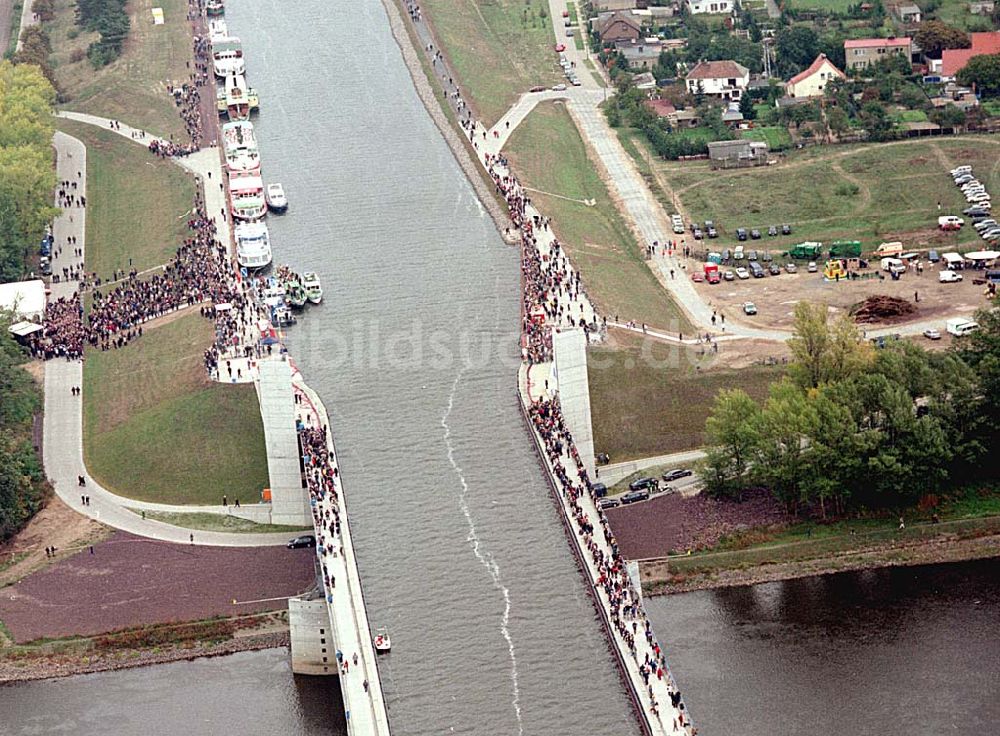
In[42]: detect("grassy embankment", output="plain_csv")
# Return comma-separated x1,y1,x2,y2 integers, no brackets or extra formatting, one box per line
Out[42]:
588,334,781,461
141,511,309,533
622,133,994,251
506,102,692,333
642,486,1000,594
48,0,190,138
56,118,194,276
83,312,268,506
421,0,559,126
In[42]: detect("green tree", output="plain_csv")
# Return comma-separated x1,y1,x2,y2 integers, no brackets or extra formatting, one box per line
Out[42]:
914,20,970,58
827,106,851,138
700,390,764,499
775,26,819,77
957,53,1000,95
786,301,873,389
739,92,756,120
929,103,966,129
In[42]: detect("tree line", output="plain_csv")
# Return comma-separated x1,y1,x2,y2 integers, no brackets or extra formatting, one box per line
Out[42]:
76,0,130,67
700,302,1000,517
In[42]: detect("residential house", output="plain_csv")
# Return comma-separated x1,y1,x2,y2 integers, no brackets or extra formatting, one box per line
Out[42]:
616,39,665,70
892,3,922,23
941,31,1000,79
707,139,768,163
633,71,657,90
844,37,912,70
687,0,734,14
685,60,750,99
598,10,642,43
970,1,995,15
785,53,846,97
644,98,677,118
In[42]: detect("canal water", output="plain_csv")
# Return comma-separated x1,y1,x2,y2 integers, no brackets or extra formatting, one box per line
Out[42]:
645,559,1000,736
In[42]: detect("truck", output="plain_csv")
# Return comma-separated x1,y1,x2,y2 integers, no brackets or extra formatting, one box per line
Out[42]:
881,257,906,274
873,241,903,257
703,262,721,284
946,318,979,337
786,242,823,259
829,240,862,258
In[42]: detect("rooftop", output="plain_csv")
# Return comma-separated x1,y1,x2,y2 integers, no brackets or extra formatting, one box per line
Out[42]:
844,36,912,49
686,60,749,80
787,53,845,85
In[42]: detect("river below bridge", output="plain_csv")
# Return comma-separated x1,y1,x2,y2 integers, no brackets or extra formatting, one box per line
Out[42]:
4,0,999,734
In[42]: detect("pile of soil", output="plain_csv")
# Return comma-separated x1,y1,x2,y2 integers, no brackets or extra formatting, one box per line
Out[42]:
850,294,916,323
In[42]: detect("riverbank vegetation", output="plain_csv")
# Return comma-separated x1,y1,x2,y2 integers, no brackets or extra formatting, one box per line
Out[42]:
700,300,1000,517
56,118,195,276
588,333,781,461
75,0,129,67
46,0,189,138
421,0,558,125
82,311,268,506
506,102,691,334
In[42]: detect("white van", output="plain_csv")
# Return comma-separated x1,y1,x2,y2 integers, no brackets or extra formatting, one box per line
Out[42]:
881,257,906,274
938,215,964,230
874,241,903,257
946,318,979,337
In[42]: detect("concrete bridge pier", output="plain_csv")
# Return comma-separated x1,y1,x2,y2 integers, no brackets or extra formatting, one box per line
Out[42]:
289,595,339,676
257,358,311,526
552,327,596,480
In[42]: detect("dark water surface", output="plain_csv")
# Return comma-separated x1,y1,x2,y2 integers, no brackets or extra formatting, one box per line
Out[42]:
646,559,1000,736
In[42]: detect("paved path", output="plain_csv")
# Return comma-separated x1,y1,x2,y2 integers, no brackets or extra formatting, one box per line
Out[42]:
14,0,37,51
44,130,292,546
544,0,603,89
599,449,708,487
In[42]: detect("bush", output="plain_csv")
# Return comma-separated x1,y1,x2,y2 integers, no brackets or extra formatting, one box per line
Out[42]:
835,183,860,196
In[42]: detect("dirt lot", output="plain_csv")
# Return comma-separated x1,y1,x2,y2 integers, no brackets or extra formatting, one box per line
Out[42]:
0,531,315,643
686,256,990,332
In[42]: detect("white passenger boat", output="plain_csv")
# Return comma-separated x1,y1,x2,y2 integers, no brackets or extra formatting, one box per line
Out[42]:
212,37,245,78
222,120,260,172
208,18,228,41
220,73,258,119
229,171,267,220
265,183,288,212
302,271,323,304
373,627,391,653
234,221,272,269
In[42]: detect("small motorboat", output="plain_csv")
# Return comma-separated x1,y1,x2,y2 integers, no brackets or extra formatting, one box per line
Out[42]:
373,627,391,653
266,183,288,213
286,279,307,308
302,271,323,304
272,303,296,327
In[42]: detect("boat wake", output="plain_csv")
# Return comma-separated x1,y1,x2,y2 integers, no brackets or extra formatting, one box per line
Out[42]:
441,369,523,736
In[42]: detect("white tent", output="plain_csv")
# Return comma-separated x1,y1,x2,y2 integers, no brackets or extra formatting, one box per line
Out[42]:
963,250,1000,261
0,280,46,322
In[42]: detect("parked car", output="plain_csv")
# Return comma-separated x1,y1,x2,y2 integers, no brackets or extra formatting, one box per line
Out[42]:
964,206,990,216
735,267,750,279
629,477,657,491
750,229,761,240
736,228,748,241
761,251,773,262
733,245,745,260
743,301,758,315
768,263,781,275
807,261,818,272
928,250,940,263
923,328,942,340
693,228,704,240
940,270,963,283
707,226,718,238
767,225,778,237
691,272,704,282
551,83,567,91
621,489,650,504
287,534,316,549
723,269,735,281
749,261,766,278
748,249,758,260
782,223,792,235
598,498,620,510
592,482,608,497
721,248,731,261
662,468,693,482
785,262,798,273
529,85,546,93
671,214,684,234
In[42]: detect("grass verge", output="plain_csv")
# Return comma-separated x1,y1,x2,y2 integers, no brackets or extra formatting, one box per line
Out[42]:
49,0,190,138
140,511,309,534
505,102,690,332
83,311,269,506
56,117,195,277
422,0,558,125
588,335,780,461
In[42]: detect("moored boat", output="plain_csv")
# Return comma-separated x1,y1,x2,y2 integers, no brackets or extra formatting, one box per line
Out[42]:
265,182,288,212
229,171,267,220
374,627,391,653
286,279,307,308
212,37,245,78
234,221,271,269
222,74,258,120
206,0,224,15
302,271,323,304
208,18,228,41
222,120,260,172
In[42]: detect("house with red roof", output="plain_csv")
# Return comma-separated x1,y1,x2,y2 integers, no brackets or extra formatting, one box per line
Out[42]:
844,37,912,70
785,54,846,97
941,31,1000,79
685,60,750,100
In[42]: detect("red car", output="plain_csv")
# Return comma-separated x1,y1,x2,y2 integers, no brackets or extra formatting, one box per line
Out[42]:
555,43,566,52
691,272,704,283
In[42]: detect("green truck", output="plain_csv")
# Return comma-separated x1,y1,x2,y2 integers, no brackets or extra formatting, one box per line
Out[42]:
829,240,862,258
786,242,823,259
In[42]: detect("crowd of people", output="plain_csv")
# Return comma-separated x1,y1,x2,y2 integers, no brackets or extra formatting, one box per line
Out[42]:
528,397,694,734
30,294,84,360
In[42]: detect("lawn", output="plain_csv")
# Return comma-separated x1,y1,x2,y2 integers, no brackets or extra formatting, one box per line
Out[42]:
422,0,560,125
505,102,691,332
587,335,781,461
56,118,195,277
49,0,191,139
785,0,857,12
741,125,792,151
141,511,310,533
658,137,996,249
83,312,269,506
